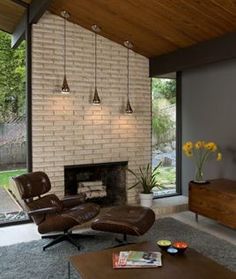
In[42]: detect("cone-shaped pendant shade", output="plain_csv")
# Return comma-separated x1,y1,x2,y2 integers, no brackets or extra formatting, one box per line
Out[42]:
124,41,133,114
125,99,133,114
92,25,101,105
61,11,70,94
93,87,101,105
61,74,70,94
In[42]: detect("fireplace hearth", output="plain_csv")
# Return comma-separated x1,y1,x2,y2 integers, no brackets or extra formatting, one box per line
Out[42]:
64,161,128,206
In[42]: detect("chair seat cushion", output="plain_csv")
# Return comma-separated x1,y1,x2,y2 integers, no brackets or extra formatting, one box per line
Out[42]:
63,203,100,224
38,203,100,234
27,194,63,225
91,205,155,236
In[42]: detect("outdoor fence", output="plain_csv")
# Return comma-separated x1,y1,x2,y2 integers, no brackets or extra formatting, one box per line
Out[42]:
0,119,26,170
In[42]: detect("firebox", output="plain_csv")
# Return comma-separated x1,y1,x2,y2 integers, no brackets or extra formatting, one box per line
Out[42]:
64,161,128,207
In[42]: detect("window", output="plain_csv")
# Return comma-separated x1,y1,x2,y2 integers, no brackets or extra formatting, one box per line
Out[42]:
0,31,28,225
152,75,180,197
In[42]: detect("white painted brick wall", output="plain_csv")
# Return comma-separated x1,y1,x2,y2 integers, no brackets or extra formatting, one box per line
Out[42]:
32,12,151,203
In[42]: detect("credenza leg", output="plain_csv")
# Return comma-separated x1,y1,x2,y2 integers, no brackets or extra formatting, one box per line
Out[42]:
195,213,199,222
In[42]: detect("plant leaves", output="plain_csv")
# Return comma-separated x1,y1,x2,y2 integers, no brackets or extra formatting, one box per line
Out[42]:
126,162,163,193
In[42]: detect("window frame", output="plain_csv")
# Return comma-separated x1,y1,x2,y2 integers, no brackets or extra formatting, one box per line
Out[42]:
151,71,182,199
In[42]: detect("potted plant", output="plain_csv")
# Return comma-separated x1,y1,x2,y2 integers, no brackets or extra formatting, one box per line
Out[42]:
127,162,162,207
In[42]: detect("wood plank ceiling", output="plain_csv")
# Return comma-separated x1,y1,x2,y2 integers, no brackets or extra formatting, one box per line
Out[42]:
49,0,236,58
1,0,236,59
0,0,31,34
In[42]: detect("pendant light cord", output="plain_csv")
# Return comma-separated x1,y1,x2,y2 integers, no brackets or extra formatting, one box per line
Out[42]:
95,31,97,88
64,16,66,77
127,47,130,101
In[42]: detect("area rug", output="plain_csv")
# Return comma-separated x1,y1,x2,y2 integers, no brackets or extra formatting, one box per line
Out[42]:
0,217,235,279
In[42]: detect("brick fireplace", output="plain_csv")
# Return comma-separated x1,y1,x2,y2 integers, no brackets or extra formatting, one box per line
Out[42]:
31,12,151,204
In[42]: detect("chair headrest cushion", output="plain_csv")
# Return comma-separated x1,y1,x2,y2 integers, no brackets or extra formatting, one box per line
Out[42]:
13,171,51,199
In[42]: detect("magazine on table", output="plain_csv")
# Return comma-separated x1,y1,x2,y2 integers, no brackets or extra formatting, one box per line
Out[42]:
112,250,162,269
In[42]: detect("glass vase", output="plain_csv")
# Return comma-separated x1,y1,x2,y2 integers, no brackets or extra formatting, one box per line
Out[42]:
194,167,205,183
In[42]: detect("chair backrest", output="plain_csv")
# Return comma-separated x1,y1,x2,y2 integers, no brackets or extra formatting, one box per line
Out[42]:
13,171,63,225
13,171,51,200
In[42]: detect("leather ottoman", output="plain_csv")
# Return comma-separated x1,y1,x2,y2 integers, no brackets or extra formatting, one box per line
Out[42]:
91,205,155,242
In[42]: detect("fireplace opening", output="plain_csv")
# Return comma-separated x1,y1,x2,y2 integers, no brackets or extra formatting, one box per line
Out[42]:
64,161,128,207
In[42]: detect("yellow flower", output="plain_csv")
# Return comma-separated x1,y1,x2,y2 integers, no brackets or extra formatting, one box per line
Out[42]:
185,150,193,157
212,144,217,152
183,141,193,152
182,146,188,153
195,141,204,149
205,142,217,152
217,152,222,161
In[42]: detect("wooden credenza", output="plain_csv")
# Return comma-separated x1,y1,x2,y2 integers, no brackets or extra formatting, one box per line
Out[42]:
189,179,236,229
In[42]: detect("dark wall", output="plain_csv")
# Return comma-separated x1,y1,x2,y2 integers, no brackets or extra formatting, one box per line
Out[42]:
182,59,236,195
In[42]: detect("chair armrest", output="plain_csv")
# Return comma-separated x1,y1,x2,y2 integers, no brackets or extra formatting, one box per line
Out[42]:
28,207,58,216
61,194,86,208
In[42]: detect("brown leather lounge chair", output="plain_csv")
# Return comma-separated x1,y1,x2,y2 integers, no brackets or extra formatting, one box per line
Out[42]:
13,171,100,251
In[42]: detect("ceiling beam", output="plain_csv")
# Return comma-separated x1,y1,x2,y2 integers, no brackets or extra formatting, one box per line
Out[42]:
149,31,236,77
11,11,26,49
11,0,29,8
29,0,52,24
11,0,52,48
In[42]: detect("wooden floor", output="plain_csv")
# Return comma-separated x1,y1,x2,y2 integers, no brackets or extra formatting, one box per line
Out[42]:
0,196,235,247
173,211,236,245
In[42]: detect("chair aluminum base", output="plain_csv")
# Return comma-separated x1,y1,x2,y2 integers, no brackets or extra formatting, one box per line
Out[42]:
42,231,95,251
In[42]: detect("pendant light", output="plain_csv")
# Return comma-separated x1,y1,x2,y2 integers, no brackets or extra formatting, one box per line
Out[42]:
92,24,101,105
124,41,133,114
61,11,70,94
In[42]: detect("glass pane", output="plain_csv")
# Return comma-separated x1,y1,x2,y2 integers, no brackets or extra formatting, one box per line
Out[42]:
152,77,177,197
0,31,28,225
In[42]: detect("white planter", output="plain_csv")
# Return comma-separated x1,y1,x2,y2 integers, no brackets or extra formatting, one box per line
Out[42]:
139,193,153,207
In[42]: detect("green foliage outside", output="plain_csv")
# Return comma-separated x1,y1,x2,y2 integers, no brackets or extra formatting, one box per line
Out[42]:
152,78,176,104
152,78,176,142
152,113,174,140
155,167,176,187
0,169,26,189
0,31,26,122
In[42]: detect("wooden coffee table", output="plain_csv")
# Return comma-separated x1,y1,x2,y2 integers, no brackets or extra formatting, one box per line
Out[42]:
68,241,235,279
